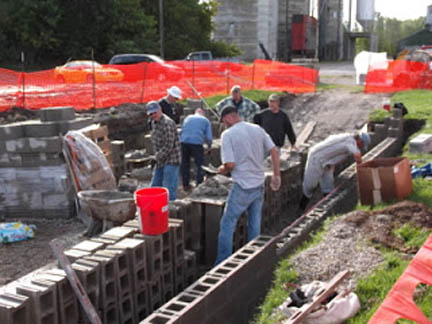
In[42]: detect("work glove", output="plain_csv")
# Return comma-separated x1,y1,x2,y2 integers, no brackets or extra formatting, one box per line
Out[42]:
270,175,281,191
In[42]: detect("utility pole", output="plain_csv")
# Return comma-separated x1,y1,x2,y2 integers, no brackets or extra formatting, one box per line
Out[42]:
159,0,164,58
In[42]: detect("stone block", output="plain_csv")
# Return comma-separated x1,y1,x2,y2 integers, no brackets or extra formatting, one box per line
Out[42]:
0,293,31,324
409,133,432,154
56,118,94,135
39,106,76,122
0,124,24,140
22,121,59,137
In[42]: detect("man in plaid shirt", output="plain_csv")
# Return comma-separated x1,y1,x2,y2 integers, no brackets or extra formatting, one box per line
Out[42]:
147,101,181,200
215,85,260,122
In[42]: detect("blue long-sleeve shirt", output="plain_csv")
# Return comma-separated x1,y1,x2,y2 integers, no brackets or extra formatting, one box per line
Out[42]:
180,114,213,146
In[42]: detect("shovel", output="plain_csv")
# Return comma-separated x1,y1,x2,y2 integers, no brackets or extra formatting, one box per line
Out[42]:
201,164,219,178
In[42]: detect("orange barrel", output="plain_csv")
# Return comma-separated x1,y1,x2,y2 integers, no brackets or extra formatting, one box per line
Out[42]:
134,187,169,235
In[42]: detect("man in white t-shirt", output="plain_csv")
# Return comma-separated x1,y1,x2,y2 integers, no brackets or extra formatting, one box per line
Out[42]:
214,105,281,265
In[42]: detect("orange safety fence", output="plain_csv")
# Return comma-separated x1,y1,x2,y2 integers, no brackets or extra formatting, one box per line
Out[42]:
368,234,432,323
365,59,432,93
0,60,318,112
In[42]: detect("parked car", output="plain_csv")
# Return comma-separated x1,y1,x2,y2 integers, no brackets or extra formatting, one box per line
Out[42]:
108,54,184,81
54,60,124,83
184,51,213,61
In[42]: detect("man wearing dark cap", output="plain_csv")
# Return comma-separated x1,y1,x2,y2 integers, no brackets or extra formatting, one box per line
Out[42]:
299,132,371,211
147,101,181,200
253,93,298,150
214,105,281,265
215,85,260,122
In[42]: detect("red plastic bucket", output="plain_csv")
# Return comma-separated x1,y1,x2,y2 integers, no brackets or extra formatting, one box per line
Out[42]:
134,187,169,235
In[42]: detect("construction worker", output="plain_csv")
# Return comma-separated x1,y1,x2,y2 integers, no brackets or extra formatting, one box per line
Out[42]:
215,105,280,265
253,93,298,150
147,101,181,200
180,108,213,191
159,86,182,124
215,85,260,122
299,132,371,211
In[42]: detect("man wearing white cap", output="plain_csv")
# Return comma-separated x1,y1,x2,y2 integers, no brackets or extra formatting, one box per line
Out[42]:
215,85,260,122
299,132,371,211
146,101,181,200
159,86,182,124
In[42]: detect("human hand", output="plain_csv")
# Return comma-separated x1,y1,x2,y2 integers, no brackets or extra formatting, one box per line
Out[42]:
270,175,281,191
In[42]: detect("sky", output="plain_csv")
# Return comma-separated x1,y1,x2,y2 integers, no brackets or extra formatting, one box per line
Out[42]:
345,0,431,21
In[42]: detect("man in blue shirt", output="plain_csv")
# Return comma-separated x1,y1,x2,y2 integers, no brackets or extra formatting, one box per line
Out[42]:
180,108,213,191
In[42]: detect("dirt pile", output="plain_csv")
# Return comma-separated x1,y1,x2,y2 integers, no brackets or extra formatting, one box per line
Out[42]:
345,201,432,253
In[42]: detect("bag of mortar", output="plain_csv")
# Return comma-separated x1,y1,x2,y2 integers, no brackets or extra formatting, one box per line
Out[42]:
0,222,36,243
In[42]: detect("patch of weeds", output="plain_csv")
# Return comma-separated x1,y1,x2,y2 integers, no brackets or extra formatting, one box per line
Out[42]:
368,108,391,123
347,252,410,323
407,178,432,209
394,223,430,250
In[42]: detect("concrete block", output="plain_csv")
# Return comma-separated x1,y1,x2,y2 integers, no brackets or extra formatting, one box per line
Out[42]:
100,226,138,241
71,240,105,254
16,280,58,324
162,268,174,302
173,261,185,295
148,275,163,313
22,121,59,137
56,118,94,135
409,133,432,154
187,99,203,110
39,106,76,122
134,234,163,281
0,293,31,324
134,286,150,322
140,312,177,323
119,294,134,324
144,134,154,155
0,124,24,140
63,248,91,263
71,262,100,307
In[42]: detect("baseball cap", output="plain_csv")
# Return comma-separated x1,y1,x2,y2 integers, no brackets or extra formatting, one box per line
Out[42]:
268,93,280,101
167,86,182,99
146,101,160,115
231,85,241,93
220,105,238,121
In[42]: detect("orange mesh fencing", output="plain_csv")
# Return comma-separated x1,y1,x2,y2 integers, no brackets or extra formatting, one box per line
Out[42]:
365,59,432,93
0,60,317,112
368,234,432,323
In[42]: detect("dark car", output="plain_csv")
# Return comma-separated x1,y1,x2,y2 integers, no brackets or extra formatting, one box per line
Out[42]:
108,54,184,81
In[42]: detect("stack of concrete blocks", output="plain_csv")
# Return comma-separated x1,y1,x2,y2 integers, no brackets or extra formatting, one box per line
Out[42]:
0,106,92,218
108,238,150,322
183,250,197,287
140,235,276,324
169,200,202,260
15,279,59,324
388,108,404,148
133,233,163,313
111,140,127,181
35,269,79,324
161,227,175,302
409,133,432,154
168,219,186,295
0,293,31,324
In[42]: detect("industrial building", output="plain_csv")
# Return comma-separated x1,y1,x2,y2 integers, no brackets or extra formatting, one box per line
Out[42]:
212,0,377,62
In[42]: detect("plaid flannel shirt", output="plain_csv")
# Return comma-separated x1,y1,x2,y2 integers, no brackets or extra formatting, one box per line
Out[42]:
216,96,260,122
151,114,181,167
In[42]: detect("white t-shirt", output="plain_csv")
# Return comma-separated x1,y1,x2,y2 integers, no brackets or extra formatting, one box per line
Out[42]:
221,121,275,189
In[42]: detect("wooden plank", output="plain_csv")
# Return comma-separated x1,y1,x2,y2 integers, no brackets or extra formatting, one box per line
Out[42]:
50,239,102,324
286,270,349,324
296,121,316,147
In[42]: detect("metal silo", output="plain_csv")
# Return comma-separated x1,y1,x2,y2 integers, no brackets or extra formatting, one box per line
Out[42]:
356,0,375,31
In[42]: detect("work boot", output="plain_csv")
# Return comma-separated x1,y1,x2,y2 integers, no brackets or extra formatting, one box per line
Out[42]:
298,194,310,212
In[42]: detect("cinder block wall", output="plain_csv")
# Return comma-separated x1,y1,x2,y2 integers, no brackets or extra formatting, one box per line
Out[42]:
0,107,93,218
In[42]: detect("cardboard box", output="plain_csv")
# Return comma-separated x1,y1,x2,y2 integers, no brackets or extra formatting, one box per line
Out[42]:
357,157,412,205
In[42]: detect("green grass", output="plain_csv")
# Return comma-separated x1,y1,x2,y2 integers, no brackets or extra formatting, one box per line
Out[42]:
368,108,392,123
317,82,364,93
252,89,432,323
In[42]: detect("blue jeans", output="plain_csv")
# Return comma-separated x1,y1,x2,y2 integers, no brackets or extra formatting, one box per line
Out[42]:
181,143,204,187
151,164,180,201
214,182,264,265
